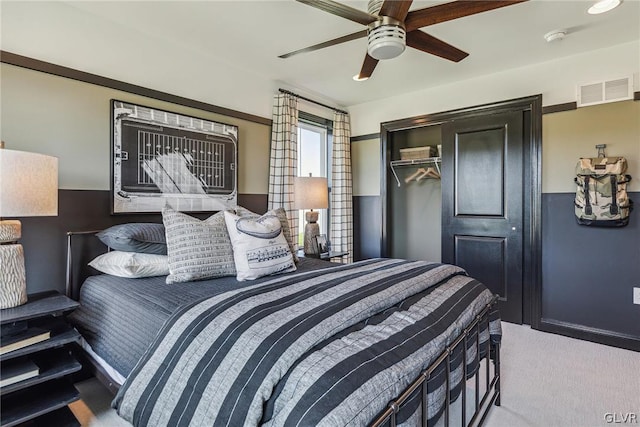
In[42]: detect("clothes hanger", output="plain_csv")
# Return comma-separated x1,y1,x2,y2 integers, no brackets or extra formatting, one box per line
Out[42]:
426,167,441,179
404,168,427,184
416,167,440,181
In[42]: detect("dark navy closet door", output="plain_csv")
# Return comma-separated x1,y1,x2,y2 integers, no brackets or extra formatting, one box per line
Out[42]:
442,111,524,324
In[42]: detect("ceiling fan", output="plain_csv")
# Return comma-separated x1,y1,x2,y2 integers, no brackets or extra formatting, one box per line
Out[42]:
280,0,528,79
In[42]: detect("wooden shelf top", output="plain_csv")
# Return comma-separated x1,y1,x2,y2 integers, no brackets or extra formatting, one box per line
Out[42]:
0,379,79,427
1,292,79,325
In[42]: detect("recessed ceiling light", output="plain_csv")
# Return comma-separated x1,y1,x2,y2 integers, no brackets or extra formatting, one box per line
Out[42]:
588,0,621,15
353,74,369,82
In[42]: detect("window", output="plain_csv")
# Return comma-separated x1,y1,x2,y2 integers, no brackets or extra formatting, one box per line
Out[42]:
297,113,331,246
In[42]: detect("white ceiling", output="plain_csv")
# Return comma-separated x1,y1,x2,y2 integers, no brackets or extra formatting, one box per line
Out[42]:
1,0,639,115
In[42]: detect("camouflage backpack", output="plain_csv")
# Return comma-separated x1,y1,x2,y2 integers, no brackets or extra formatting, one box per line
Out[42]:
574,157,633,227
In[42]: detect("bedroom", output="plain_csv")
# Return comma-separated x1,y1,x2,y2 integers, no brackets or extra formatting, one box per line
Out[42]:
0,0,638,426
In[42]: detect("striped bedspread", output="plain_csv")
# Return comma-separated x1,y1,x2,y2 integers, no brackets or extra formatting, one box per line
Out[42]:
113,259,501,427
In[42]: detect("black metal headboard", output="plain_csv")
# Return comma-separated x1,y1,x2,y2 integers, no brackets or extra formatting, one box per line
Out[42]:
65,230,108,300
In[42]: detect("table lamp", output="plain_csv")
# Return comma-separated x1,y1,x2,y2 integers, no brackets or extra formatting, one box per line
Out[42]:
294,174,328,255
0,144,58,309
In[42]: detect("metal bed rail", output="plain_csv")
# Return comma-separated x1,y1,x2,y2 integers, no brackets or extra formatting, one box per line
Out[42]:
66,230,105,300
370,296,500,427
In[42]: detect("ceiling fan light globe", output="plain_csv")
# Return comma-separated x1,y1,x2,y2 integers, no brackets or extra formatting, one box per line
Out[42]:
587,0,621,14
367,25,406,60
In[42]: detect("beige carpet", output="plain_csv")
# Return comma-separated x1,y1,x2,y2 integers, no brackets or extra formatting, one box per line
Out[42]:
75,322,640,427
484,323,639,427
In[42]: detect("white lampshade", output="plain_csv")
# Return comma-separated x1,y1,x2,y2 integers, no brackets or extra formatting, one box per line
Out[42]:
0,147,58,308
0,148,59,217
293,176,328,210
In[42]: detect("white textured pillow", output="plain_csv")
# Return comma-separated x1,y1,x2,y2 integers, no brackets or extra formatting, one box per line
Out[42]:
224,210,296,281
235,206,299,263
89,251,169,278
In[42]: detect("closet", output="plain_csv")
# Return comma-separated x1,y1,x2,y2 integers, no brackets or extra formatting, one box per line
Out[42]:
386,124,443,263
380,95,542,325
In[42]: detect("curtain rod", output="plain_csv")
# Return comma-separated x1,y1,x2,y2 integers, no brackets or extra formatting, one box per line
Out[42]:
278,89,348,115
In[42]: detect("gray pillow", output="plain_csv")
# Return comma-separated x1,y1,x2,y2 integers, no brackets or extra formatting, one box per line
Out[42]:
162,207,236,284
235,206,299,263
97,223,167,255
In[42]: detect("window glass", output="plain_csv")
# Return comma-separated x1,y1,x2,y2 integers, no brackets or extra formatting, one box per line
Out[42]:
297,120,328,246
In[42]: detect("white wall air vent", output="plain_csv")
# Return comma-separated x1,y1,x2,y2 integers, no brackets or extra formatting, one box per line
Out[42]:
577,76,633,107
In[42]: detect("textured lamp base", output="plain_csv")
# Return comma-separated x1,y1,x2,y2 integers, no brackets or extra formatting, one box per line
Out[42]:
303,222,320,255
0,243,27,309
0,220,21,243
0,220,27,309
303,210,321,255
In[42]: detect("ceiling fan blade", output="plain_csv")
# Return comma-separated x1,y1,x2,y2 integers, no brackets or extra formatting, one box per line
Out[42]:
358,54,379,79
296,0,377,26
279,30,367,59
379,0,413,22
405,0,527,32
406,30,469,62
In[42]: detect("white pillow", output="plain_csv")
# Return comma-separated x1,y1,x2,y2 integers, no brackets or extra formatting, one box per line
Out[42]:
89,251,169,278
224,210,296,281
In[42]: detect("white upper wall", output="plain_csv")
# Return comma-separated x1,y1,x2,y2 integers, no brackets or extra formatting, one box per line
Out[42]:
0,1,279,120
2,0,638,130
348,41,640,136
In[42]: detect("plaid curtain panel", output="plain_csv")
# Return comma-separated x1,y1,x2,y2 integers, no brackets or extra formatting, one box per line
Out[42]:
268,94,299,248
330,111,353,263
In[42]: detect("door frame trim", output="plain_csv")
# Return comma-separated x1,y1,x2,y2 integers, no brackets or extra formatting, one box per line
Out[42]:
380,95,542,325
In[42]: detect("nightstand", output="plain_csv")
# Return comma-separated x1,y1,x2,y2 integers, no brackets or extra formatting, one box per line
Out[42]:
297,250,349,261
1,291,82,427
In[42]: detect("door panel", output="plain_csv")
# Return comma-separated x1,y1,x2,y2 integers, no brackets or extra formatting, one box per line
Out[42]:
454,236,506,297
442,112,524,323
456,128,505,217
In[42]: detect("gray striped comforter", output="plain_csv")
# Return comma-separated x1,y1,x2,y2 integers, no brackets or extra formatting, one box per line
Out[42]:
113,259,500,427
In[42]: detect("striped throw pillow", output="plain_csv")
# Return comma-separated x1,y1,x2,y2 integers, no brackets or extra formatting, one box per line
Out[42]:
162,207,236,284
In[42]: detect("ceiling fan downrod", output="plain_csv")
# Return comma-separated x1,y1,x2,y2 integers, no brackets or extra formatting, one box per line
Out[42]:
367,0,385,14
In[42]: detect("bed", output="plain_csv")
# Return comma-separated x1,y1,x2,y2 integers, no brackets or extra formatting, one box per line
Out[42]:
65,228,501,427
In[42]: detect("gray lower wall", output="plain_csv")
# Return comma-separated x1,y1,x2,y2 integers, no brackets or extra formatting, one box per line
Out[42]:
541,192,640,340
353,196,382,261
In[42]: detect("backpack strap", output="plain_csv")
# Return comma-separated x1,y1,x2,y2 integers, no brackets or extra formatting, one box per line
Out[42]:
610,175,619,215
584,175,592,215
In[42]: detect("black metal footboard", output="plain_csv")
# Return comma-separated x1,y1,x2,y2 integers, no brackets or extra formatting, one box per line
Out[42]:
370,297,500,427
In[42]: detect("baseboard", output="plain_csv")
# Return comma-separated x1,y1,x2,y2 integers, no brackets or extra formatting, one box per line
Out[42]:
537,318,640,352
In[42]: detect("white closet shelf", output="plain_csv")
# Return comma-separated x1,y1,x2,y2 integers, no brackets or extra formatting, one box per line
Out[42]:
390,157,441,187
